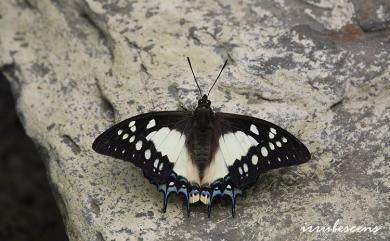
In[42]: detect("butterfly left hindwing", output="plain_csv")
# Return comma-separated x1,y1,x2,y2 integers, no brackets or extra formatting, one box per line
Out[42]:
213,112,311,189
92,111,191,185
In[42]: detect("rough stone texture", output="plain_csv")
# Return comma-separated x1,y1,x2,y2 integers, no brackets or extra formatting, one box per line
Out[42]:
0,0,389,240
352,0,390,32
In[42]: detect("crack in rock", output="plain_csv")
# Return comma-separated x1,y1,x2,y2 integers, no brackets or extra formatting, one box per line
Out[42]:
61,135,81,155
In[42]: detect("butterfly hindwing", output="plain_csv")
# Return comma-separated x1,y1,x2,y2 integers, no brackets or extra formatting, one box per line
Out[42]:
214,112,311,189
92,111,191,185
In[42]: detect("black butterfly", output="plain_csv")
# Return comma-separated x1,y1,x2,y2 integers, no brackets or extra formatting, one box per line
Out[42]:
92,57,311,217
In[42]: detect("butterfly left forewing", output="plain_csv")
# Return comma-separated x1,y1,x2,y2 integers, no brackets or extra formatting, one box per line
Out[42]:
92,111,191,185
214,112,311,189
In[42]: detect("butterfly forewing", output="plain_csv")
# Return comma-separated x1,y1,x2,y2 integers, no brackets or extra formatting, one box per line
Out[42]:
215,112,311,188
92,111,192,184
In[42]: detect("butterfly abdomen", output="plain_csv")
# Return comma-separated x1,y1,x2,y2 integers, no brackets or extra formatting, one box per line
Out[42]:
187,126,218,182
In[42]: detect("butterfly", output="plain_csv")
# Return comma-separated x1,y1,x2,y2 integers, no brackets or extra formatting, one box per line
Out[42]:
92,57,311,217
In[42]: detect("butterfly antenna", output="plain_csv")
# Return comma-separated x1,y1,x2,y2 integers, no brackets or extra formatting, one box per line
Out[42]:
187,57,203,97
207,59,228,97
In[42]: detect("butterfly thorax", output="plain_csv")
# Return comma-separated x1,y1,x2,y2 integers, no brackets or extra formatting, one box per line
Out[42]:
193,95,213,130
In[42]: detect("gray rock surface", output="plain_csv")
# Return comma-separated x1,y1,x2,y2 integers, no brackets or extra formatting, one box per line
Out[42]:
0,0,389,240
352,0,390,31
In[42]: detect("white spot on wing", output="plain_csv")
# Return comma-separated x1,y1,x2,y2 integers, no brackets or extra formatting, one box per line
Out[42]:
243,163,248,172
261,147,268,157
269,132,275,139
276,141,282,147
146,119,156,129
153,159,159,168
117,129,123,135
251,155,258,165
269,142,275,150
136,140,142,150
129,136,135,143
250,124,259,135
129,121,135,127
130,125,136,132
282,137,287,143
145,149,151,159
270,127,276,134
158,162,164,171
122,133,129,140
238,167,243,175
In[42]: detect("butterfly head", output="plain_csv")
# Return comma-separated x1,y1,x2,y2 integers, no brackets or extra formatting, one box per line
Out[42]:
197,94,211,108
194,95,213,130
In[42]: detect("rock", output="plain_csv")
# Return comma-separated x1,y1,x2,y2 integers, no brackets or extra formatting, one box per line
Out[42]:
0,0,389,240
352,0,390,32
0,74,68,241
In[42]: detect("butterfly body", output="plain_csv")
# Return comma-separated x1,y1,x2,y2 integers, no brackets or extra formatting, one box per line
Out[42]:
92,58,310,217
188,95,217,181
